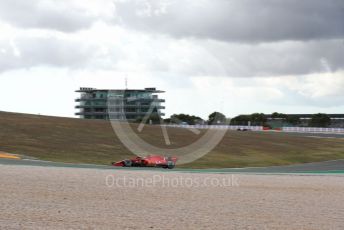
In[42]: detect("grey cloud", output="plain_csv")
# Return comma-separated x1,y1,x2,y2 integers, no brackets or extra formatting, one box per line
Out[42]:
1,31,343,77
0,37,104,72
112,38,344,77
0,0,112,32
1,0,344,78
2,35,342,77
205,39,344,77
278,87,344,109
115,0,344,43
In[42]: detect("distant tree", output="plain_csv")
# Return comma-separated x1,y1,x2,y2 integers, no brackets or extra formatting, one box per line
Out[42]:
208,112,226,125
163,118,171,123
309,113,331,127
285,115,301,126
271,112,279,119
271,112,287,119
169,114,203,125
230,115,251,125
250,113,267,126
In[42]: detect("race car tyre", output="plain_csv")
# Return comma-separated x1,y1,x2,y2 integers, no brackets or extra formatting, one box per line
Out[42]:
167,161,175,169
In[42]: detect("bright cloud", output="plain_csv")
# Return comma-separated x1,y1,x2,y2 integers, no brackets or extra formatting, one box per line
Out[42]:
0,0,343,118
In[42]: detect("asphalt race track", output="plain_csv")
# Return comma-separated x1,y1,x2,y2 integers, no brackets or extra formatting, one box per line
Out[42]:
1,157,343,174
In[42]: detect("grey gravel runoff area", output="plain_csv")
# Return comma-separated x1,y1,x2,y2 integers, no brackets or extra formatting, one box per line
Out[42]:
1,164,344,230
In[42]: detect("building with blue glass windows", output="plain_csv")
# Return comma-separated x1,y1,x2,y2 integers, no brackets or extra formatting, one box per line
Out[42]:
75,87,165,120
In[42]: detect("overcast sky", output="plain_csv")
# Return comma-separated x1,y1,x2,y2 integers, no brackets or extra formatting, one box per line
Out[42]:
1,0,344,119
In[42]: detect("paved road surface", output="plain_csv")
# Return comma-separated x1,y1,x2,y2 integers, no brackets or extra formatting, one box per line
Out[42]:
1,158,343,174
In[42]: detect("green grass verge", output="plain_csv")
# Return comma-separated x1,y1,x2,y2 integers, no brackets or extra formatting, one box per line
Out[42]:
1,111,344,169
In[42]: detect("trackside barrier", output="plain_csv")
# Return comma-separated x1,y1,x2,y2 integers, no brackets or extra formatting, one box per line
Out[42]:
282,127,344,134
162,125,344,134
162,124,263,131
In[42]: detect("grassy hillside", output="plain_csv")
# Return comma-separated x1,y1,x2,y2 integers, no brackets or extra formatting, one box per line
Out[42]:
1,111,344,168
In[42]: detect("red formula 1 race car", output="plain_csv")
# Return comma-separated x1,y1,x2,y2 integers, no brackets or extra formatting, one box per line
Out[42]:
112,155,178,169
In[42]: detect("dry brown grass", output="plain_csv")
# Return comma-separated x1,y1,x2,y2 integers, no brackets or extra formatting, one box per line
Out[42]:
1,111,344,168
